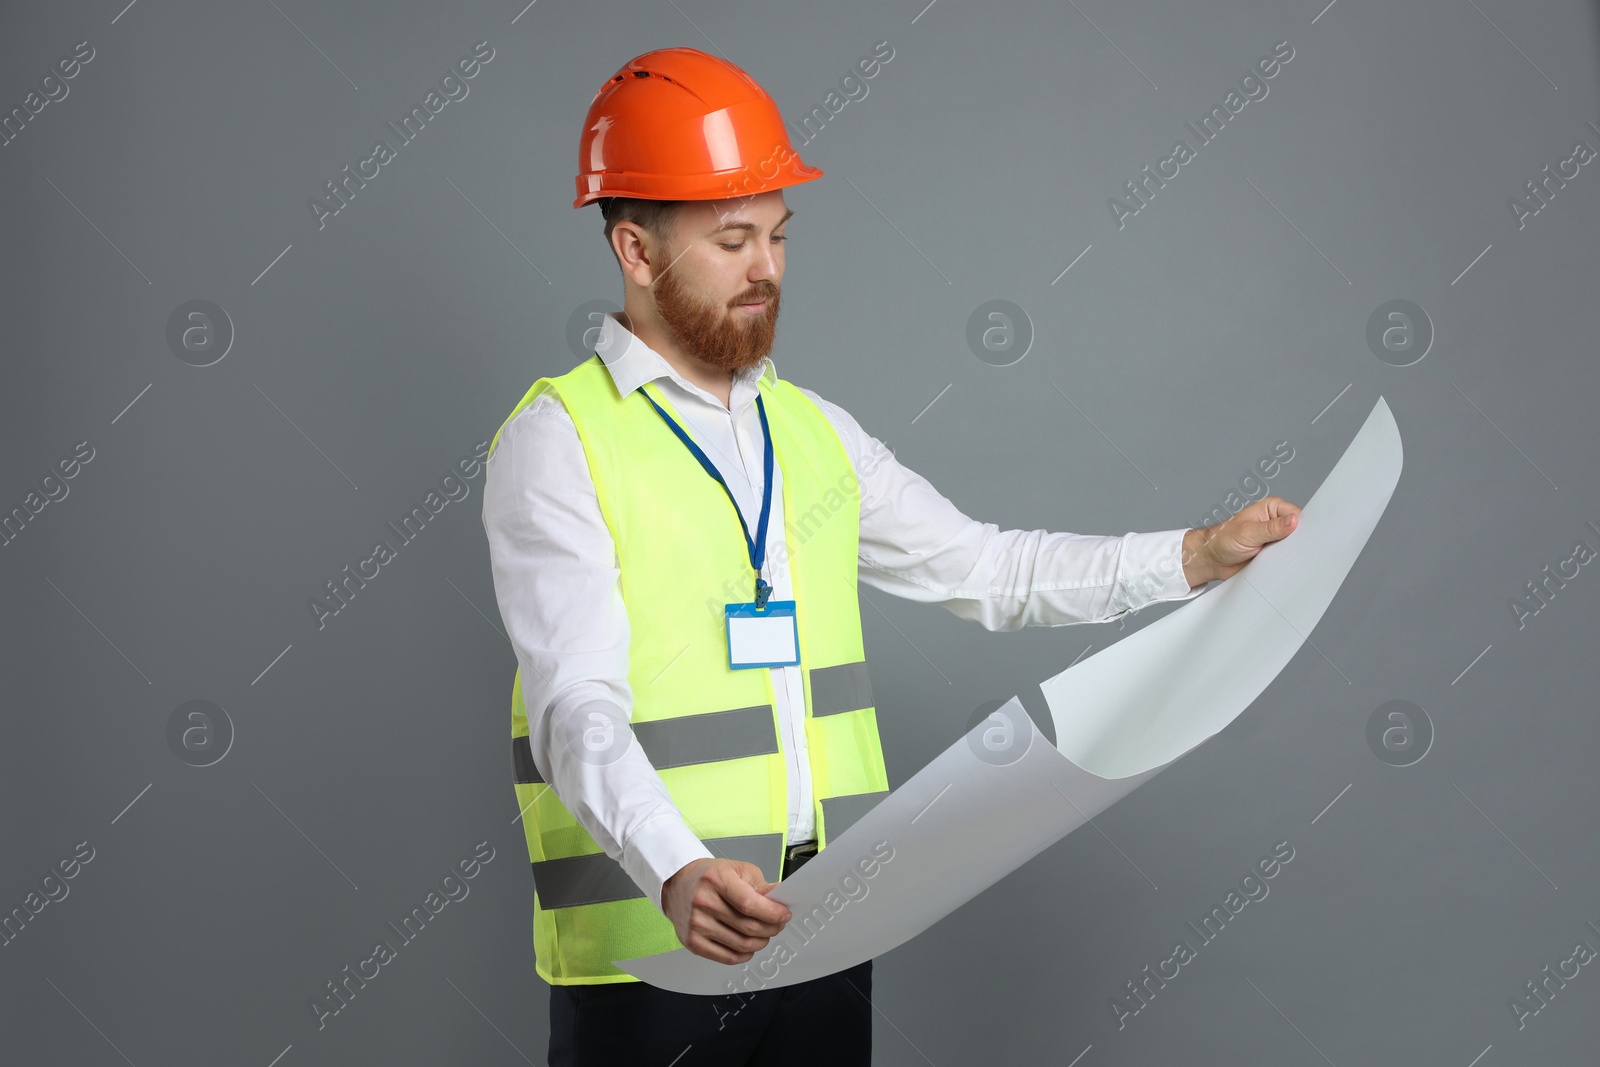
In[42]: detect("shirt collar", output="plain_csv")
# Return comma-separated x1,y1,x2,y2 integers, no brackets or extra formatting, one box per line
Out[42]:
594,311,776,403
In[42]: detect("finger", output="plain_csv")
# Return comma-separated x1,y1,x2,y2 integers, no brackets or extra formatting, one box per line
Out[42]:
684,928,754,965
1242,505,1296,545
689,910,771,959
696,866,787,933
1242,497,1279,523
693,910,769,955
723,866,792,925
703,887,787,937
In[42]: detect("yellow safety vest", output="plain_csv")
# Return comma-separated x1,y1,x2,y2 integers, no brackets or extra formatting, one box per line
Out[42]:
488,354,890,985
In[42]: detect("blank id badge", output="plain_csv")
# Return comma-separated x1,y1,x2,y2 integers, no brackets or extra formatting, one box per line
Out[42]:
725,600,800,670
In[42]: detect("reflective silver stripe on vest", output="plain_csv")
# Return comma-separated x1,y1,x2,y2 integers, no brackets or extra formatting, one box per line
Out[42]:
512,705,778,786
821,790,889,841
809,660,874,717
512,735,541,784
531,832,784,909
635,704,778,769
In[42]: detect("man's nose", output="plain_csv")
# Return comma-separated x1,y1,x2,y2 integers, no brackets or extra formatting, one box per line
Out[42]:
749,242,781,283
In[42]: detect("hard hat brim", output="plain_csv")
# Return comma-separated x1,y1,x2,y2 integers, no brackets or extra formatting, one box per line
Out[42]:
574,160,823,209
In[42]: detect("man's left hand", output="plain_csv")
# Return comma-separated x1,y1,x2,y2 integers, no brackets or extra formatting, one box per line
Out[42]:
1182,495,1302,587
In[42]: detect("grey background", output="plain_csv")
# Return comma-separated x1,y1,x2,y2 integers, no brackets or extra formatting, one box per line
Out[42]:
3,0,1598,1063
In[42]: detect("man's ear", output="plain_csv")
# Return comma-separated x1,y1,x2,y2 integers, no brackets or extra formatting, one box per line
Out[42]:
613,222,663,288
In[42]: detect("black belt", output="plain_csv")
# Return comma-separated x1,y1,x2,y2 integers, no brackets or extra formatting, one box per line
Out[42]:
782,840,818,878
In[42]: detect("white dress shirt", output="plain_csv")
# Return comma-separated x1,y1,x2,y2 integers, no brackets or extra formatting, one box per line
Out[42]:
481,312,1206,911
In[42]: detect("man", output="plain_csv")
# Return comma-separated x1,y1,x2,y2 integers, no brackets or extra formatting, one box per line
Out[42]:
481,46,1301,1066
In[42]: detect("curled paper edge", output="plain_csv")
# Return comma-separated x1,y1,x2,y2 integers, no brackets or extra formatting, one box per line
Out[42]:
617,397,1402,994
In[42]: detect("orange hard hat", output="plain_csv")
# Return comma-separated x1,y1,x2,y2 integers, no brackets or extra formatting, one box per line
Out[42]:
573,46,823,209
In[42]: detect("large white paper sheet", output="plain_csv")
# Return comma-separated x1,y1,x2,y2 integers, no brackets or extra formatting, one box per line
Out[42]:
618,397,1402,994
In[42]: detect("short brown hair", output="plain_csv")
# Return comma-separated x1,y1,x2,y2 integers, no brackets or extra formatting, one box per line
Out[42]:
599,196,687,264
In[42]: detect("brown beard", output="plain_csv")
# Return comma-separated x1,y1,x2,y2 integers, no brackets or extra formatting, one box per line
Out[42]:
651,265,781,373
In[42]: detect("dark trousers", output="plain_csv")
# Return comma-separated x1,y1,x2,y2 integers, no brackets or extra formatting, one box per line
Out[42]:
548,850,873,1066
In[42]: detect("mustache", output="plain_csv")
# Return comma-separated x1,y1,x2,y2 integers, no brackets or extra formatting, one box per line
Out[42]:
732,282,780,306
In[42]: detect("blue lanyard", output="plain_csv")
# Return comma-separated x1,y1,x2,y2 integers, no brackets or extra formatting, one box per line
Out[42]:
637,384,775,609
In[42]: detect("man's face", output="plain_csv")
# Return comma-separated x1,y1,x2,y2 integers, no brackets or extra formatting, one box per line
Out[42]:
650,192,791,374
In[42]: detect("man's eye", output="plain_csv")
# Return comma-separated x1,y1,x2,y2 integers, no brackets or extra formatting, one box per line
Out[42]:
719,236,787,252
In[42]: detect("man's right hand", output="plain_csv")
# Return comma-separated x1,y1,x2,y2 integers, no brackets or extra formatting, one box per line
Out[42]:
661,857,791,964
